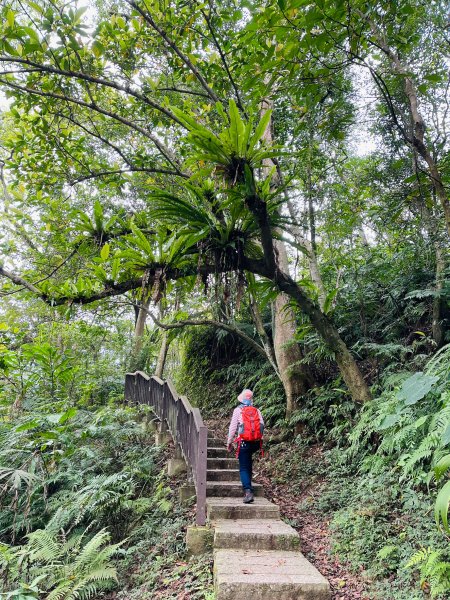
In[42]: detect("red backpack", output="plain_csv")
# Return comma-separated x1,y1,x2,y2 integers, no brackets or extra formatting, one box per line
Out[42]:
239,405,263,442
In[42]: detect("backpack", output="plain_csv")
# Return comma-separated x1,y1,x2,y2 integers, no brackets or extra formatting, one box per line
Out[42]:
238,405,263,442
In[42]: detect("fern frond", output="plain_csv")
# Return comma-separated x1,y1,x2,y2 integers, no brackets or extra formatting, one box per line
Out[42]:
24,528,61,563
73,529,111,570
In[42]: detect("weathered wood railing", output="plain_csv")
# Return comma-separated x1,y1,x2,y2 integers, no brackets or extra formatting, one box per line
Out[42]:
125,371,208,526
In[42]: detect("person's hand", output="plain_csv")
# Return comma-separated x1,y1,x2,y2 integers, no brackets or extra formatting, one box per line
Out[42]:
227,444,232,453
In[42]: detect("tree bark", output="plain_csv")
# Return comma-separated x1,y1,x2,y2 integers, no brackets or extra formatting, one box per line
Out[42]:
133,295,151,355
432,242,445,348
273,240,314,417
261,96,314,418
155,332,170,379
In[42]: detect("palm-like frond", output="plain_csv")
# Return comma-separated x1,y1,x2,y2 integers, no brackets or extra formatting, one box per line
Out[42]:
150,187,217,229
171,99,281,178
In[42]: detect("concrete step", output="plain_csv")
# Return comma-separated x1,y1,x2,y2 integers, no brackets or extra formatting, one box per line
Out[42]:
206,482,263,497
208,435,224,446
207,469,240,482
214,549,330,600
214,519,300,551
208,458,237,470
208,447,228,458
207,497,280,521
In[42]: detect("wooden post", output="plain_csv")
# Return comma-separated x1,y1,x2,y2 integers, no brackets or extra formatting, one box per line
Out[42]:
195,425,208,526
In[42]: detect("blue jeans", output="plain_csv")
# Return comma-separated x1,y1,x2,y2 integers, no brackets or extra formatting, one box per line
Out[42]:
238,440,260,492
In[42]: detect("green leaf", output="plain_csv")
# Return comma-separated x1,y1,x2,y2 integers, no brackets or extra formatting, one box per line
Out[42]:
248,109,272,153
111,256,120,281
434,454,450,481
22,26,40,42
38,431,59,440
244,163,256,196
228,99,245,155
397,372,439,406
3,39,18,56
73,6,88,25
93,200,104,231
92,41,105,58
323,288,338,314
15,420,40,432
100,243,110,261
424,73,443,83
442,424,450,447
59,407,77,424
377,544,398,559
435,480,450,532
28,1,44,14
7,9,15,28
378,413,401,430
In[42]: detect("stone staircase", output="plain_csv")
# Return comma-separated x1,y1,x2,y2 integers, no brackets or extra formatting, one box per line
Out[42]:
206,436,330,600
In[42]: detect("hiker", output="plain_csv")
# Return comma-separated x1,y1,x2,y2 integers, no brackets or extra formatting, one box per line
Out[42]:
227,389,264,504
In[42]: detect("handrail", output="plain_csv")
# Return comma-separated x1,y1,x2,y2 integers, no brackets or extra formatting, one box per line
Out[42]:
125,371,208,526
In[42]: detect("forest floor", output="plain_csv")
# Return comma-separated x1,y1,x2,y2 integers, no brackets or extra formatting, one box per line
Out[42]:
206,419,370,600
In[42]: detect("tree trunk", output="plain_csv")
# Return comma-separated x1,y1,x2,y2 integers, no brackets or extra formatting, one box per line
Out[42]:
155,332,170,379
412,156,446,348
432,242,445,348
273,240,314,418
244,181,371,405
261,96,314,419
134,295,151,355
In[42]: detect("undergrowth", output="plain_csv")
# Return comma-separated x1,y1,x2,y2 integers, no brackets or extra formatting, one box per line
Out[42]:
0,403,213,599
228,344,450,599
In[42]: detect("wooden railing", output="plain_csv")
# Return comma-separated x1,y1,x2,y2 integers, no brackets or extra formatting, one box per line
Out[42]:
125,371,208,526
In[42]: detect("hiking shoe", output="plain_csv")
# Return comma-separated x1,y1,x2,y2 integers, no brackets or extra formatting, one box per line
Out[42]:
243,490,254,504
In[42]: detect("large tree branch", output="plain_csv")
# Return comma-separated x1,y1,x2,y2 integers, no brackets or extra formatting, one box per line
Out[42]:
0,255,268,305
0,266,48,298
138,306,269,359
0,243,84,297
72,167,185,184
